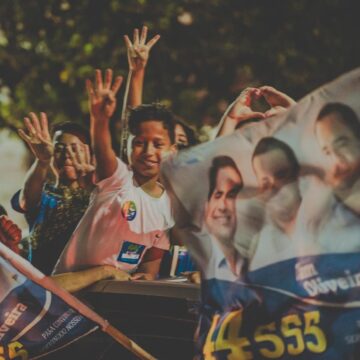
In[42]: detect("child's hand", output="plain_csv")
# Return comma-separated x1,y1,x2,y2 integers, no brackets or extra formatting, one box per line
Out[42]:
86,69,123,122
18,112,53,163
124,26,160,72
67,143,95,177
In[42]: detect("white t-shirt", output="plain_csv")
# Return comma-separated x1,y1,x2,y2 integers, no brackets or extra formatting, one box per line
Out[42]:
204,237,245,281
53,158,174,274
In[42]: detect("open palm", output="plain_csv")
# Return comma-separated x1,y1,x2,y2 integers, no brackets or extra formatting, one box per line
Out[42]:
18,112,53,162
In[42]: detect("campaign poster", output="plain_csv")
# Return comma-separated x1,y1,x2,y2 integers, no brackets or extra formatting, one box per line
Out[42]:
162,68,360,359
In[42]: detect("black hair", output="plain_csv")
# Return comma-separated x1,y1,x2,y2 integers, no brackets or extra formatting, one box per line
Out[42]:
0,204,7,216
316,103,360,139
52,122,91,145
208,155,243,199
174,116,198,150
252,137,300,180
128,103,176,144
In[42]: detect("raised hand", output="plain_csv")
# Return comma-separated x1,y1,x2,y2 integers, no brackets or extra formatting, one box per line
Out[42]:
124,26,160,72
67,143,95,177
227,88,266,122
86,69,123,122
0,215,21,254
18,112,53,162
259,86,296,118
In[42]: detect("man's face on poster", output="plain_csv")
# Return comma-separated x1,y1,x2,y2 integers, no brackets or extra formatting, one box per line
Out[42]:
205,166,242,247
253,148,301,222
316,112,360,192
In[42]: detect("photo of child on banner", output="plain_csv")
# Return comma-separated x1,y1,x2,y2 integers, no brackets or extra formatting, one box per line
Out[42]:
162,68,360,359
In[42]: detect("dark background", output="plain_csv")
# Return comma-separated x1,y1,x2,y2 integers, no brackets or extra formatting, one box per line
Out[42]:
0,0,359,134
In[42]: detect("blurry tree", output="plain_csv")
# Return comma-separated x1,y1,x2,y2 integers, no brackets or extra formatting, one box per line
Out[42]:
0,0,358,137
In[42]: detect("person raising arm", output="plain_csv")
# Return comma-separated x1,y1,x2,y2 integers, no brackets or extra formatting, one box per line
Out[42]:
53,69,176,282
124,26,160,108
216,86,296,137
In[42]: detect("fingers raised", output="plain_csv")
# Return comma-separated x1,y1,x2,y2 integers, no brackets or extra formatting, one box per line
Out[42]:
18,128,32,143
24,116,37,136
95,69,103,91
146,34,160,49
111,76,123,95
40,112,50,139
29,112,42,134
104,68,113,90
133,28,139,45
140,25,148,45
124,34,132,49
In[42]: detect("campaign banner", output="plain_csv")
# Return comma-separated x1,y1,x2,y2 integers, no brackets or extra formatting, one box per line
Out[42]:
0,242,100,359
162,68,360,359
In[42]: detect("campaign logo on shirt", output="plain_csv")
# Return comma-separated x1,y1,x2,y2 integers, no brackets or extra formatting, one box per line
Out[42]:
117,241,145,265
121,201,137,221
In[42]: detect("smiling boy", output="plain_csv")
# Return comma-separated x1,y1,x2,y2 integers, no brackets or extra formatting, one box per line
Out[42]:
53,69,176,280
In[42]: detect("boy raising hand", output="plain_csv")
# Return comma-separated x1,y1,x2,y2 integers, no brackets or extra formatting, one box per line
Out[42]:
54,69,176,281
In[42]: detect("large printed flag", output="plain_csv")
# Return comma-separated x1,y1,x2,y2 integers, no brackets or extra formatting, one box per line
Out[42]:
0,242,154,360
162,68,360,359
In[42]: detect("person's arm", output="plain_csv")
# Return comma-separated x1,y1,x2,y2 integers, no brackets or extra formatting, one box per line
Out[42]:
132,247,165,280
124,26,160,107
86,69,123,181
216,88,266,138
17,112,54,211
51,265,131,293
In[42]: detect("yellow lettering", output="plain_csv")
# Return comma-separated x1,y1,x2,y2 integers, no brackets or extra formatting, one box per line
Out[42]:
8,342,28,360
203,314,220,360
215,310,252,360
281,314,305,355
254,322,285,358
304,311,326,353
0,345,5,360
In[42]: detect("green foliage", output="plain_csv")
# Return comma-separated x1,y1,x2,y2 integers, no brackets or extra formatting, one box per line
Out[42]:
0,0,358,131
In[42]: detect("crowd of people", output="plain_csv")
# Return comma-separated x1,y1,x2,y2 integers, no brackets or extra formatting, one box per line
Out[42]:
3,24,350,295
0,26,207,291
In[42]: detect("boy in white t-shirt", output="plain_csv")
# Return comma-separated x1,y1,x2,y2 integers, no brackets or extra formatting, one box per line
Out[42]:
53,69,176,281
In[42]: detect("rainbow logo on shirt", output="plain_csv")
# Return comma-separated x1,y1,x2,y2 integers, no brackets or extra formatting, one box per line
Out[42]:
121,201,137,221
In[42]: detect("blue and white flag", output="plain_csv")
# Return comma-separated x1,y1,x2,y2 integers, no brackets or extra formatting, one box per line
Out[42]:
162,68,360,359
0,242,104,359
